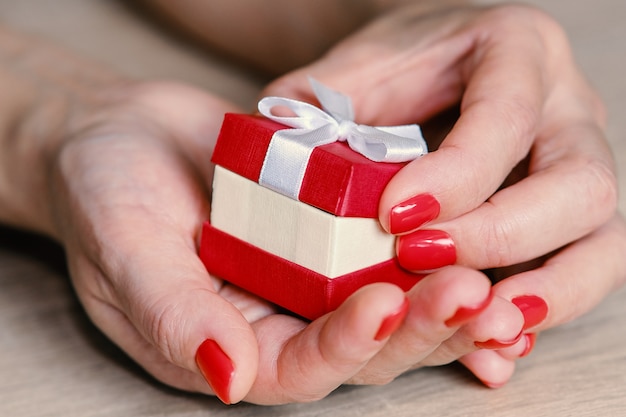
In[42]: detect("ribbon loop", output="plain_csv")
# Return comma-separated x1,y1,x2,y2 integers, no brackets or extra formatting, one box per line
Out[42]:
257,79,427,200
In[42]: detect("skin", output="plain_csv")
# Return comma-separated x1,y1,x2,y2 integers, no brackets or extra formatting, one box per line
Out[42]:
138,0,467,74
1,1,624,405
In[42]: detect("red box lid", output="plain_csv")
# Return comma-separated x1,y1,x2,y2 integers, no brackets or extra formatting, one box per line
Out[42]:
211,113,408,218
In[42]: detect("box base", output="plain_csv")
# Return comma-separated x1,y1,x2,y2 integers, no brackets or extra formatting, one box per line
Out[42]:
199,222,424,320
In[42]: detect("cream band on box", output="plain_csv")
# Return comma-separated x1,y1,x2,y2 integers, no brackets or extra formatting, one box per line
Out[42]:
211,165,396,278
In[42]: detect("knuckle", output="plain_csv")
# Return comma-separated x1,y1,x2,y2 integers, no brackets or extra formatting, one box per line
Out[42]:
577,157,618,225
140,293,187,365
479,206,516,268
495,99,541,155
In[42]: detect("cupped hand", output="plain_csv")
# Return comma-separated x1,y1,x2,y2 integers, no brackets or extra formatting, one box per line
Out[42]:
263,3,625,386
46,81,514,405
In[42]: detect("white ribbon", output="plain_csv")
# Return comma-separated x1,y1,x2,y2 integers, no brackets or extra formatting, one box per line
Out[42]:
257,78,427,200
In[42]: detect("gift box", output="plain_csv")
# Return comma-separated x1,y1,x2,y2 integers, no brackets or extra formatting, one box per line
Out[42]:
200,79,428,320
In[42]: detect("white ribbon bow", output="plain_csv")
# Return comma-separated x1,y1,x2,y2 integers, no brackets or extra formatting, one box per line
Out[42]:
257,78,427,200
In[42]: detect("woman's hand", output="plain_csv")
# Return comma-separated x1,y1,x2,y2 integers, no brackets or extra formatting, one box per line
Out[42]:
263,3,626,386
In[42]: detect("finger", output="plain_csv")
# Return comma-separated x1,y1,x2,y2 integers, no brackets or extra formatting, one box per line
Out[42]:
397,106,617,271
495,333,538,361
457,332,537,388
58,135,260,404
348,267,516,383
416,292,525,369
244,283,409,405
260,39,467,126
444,213,625,388
261,8,484,124
492,213,626,332
74,284,211,393
458,349,517,389
264,8,563,237
70,227,260,404
380,8,559,236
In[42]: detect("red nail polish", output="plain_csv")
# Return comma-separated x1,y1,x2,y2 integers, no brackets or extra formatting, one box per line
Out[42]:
512,295,548,330
474,330,523,349
445,288,494,327
520,333,537,358
397,230,456,272
374,297,410,341
196,339,235,404
389,194,440,235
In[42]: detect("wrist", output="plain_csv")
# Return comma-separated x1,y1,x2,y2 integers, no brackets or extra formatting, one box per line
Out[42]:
0,26,130,237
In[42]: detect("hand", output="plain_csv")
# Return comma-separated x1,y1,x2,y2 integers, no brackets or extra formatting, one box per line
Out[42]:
263,3,625,386
46,81,519,404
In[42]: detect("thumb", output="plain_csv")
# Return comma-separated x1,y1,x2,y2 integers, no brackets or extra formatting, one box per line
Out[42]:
74,230,259,404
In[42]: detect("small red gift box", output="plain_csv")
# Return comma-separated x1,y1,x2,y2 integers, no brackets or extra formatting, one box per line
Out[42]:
200,81,427,320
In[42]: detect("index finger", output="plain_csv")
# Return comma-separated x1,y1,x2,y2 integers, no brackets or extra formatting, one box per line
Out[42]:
380,7,557,233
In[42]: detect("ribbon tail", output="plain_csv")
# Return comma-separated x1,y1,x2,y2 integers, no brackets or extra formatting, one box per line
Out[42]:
348,125,428,163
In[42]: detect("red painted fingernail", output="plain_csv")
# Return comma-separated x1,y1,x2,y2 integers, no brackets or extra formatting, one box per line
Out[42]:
474,330,523,349
397,230,456,271
445,288,494,327
520,333,537,358
196,339,235,404
374,297,410,341
389,194,440,235
512,295,548,330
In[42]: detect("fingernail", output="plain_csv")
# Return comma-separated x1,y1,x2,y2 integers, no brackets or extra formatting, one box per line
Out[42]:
520,333,537,358
389,194,440,235
474,330,523,349
445,288,494,327
374,297,410,341
511,295,548,330
397,230,456,272
196,339,234,404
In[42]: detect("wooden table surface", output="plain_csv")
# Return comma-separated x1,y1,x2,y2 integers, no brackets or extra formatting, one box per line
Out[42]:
1,1,625,415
